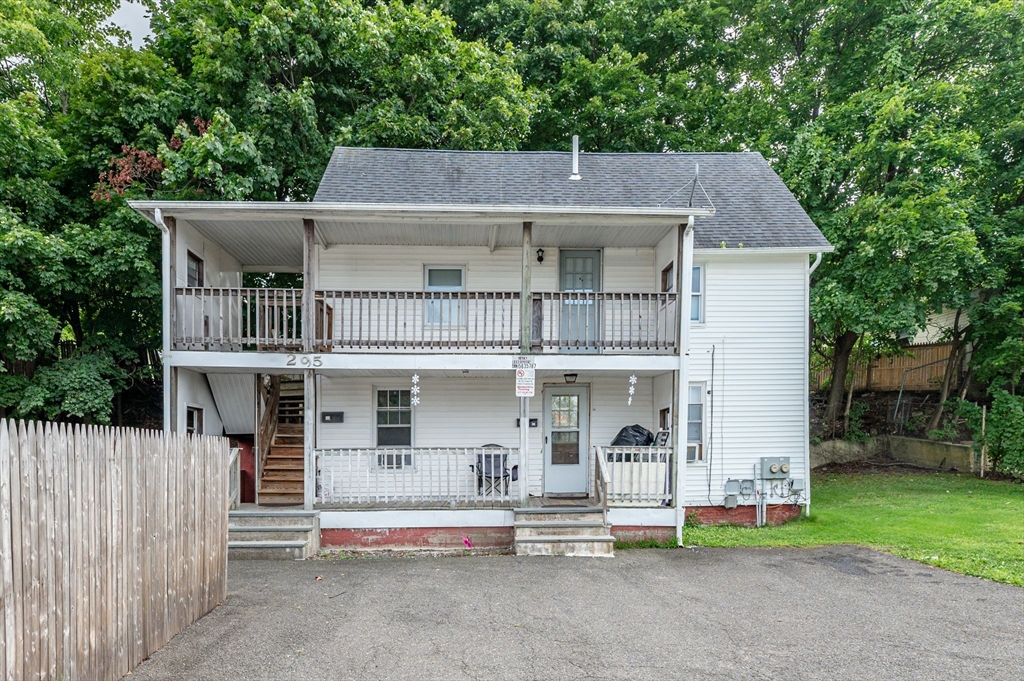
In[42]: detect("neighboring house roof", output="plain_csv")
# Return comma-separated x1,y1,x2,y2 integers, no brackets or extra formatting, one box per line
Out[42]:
314,147,831,250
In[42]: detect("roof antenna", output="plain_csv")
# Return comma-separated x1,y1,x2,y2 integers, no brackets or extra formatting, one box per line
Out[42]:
569,135,581,181
688,163,700,207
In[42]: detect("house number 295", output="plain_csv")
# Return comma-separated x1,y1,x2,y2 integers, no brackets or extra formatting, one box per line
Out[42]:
286,354,322,367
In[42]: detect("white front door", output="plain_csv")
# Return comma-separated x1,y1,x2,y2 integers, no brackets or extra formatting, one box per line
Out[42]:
543,386,590,494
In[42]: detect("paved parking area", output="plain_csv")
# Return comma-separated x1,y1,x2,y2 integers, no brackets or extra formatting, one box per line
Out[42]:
127,546,1024,680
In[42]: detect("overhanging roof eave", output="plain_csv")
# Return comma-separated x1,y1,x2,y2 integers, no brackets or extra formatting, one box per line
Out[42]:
127,200,715,225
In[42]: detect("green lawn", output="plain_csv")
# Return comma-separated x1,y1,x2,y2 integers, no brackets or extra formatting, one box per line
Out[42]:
682,471,1024,586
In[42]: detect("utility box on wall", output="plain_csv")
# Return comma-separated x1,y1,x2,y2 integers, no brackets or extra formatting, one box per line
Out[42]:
760,457,791,479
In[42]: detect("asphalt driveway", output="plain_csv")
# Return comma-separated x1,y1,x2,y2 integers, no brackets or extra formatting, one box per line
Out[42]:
126,546,1024,680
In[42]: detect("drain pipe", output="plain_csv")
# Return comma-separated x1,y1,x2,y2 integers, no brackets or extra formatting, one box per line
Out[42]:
809,252,822,274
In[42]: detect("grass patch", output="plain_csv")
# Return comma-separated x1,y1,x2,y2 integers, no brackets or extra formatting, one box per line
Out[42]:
684,471,1024,586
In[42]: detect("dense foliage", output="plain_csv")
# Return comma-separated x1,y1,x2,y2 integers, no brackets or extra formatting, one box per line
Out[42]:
0,0,1021,428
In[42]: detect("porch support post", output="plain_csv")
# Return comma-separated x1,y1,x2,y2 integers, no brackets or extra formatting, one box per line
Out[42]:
519,397,529,505
675,217,694,544
302,218,315,354
520,221,533,353
158,211,178,432
303,369,315,510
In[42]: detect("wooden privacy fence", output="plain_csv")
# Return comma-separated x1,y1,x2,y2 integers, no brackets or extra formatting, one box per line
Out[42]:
811,343,955,392
0,420,230,681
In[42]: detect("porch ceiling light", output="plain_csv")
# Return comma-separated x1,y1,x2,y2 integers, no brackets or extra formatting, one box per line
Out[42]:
564,373,578,384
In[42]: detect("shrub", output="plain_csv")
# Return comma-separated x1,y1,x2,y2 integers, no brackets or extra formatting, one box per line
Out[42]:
958,392,1024,480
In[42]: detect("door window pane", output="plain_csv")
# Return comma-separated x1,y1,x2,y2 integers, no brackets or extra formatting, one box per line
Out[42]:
551,431,580,465
551,395,579,428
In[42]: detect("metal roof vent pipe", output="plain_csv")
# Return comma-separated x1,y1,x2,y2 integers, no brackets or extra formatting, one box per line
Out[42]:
569,135,581,180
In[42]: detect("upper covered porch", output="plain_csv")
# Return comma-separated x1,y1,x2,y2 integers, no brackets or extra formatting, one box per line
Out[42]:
133,199,712,357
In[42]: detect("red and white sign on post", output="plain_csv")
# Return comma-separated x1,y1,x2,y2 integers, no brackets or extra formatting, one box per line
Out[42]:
513,356,536,397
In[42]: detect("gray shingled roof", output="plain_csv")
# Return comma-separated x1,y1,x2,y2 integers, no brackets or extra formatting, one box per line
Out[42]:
314,147,830,249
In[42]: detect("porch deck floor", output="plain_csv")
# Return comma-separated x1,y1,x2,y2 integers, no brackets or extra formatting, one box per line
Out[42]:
258,496,599,512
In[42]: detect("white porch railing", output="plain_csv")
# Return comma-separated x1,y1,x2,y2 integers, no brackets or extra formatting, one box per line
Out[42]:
315,447,519,505
315,291,520,350
533,292,678,352
598,446,674,506
174,287,302,350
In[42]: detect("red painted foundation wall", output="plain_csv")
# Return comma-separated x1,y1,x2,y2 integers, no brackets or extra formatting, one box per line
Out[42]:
320,505,802,550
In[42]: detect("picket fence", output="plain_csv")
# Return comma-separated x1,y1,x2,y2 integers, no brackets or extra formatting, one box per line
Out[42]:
0,420,230,681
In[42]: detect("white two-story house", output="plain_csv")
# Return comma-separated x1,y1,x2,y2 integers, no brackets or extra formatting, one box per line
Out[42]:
131,144,831,556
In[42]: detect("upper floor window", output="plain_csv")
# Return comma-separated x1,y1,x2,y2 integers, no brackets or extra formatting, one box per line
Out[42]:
661,263,674,293
425,266,465,325
187,251,204,287
690,265,704,323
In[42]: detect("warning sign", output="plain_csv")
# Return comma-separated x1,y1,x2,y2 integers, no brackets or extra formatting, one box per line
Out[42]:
515,367,535,397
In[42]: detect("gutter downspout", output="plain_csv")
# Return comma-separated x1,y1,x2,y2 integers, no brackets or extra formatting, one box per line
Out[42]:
675,215,695,545
809,252,822,275
153,208,173,432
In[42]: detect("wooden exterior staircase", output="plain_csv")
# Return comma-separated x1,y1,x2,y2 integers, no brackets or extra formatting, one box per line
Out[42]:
258,380,306,506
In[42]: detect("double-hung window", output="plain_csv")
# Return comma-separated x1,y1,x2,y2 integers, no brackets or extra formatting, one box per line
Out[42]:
690,265,704,323
187,251,205,287
686,384,704,463
376,389,412,468
425,266,465,326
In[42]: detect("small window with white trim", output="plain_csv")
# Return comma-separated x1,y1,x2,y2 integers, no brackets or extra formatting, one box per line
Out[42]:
376,389,412,467
686,384,704,463
424,266,466,326
690,265,704,323
186,406,204,435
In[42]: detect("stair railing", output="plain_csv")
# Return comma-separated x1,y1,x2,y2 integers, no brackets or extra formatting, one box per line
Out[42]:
593,446,610,527
256,375,281,491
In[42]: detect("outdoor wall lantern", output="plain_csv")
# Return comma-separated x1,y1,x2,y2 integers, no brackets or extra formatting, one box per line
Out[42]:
536,248,545,263
564,373,578,384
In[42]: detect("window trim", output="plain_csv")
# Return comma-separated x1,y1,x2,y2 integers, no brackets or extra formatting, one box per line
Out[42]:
423,265,467,327
686,382,705,464
185,405,204,436
661,263,674,293
186,250,205,287
373,386,414,468
690,264,705,324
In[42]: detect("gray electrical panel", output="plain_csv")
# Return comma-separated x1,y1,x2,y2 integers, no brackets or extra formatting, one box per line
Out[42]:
790,477,805,493
724,479,741,495
740,479,755,495
760,457,791,479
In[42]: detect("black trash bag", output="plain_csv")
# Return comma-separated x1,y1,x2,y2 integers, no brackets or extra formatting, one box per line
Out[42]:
610,424,654,446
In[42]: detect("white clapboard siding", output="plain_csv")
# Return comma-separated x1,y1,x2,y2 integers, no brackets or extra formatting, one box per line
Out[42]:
317,245,657,294
685,254,809,505
176,220,242,288
317,374,656,497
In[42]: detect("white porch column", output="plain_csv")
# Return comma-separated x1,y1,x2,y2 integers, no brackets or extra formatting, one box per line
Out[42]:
157,211,178,432
675,217,694,543
519,221,533,505
304,368,315,510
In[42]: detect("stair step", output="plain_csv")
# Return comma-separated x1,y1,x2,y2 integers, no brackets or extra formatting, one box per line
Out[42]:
513,506,603,514
228,540,309,560
514,521,606,528
516,535,614,543
262,472,304,480
270,446,304,455
258,493,305,505
514,510,604,524
229,525,315,533
276,424,304,434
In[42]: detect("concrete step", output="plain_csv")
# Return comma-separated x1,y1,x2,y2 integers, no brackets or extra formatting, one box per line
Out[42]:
229,510,317,526
514,535,615,557
229,525,315,541
514,521,608,538
228,540,308,560
513,509,604,524
258,492,306,505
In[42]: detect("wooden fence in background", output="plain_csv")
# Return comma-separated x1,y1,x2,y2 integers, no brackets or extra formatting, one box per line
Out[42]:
0,420,230,681
812,342,955,392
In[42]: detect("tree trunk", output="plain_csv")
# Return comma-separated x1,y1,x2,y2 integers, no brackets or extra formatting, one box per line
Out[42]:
824,330,860,432
843,333,865,434
927,310,963,434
